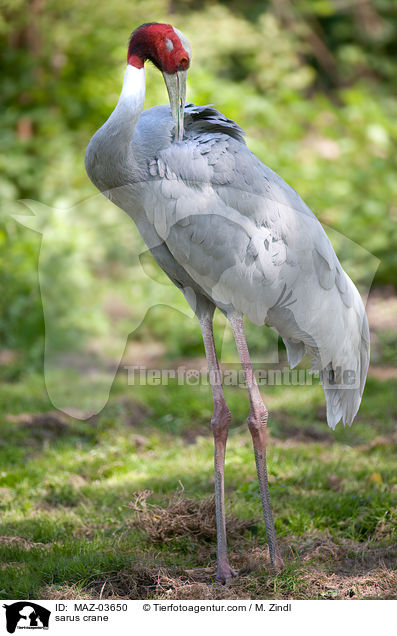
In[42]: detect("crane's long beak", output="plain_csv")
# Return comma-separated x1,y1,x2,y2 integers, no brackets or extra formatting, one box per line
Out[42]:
162,70,187,142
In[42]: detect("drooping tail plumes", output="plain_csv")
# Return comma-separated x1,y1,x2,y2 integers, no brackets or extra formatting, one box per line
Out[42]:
282,275,370,430
321,309,369,430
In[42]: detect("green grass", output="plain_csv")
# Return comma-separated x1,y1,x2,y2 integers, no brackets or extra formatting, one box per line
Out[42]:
0,368,396,600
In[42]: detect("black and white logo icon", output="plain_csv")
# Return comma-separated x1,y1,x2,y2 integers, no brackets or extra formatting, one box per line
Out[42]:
3,602,51,633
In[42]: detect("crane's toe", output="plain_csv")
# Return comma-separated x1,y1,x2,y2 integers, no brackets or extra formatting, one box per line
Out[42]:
271,553,285,572
215,563,238,585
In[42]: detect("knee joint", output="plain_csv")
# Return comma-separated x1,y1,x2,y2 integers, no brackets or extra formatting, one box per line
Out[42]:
247,407,268,433
212,404,231,438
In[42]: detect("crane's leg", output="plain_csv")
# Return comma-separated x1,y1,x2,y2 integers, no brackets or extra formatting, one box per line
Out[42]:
198,313,237,584
229,314,284,571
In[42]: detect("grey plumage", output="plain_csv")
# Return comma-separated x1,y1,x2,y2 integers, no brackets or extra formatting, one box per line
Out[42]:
86,79,369,431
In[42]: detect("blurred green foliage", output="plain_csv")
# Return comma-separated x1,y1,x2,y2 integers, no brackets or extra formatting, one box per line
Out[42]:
1,0,396,367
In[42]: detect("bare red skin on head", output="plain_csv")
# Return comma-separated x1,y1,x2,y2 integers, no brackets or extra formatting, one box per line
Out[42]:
127,23,190,74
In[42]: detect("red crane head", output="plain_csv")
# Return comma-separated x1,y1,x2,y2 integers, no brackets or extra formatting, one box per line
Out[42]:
127,23,191,74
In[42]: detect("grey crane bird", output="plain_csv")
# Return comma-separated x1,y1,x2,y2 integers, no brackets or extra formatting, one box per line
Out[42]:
85,22,370,584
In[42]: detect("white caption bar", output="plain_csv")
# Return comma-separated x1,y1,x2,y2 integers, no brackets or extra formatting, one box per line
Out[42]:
1,599,395,636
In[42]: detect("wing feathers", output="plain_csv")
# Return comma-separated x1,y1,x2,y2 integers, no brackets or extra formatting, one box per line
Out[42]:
139,103,369,428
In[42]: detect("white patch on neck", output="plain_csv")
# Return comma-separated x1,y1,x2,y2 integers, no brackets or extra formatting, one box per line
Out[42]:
119,65,146,103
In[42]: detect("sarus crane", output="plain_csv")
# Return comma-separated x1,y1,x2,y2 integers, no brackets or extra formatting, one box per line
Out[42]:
85,22,370,584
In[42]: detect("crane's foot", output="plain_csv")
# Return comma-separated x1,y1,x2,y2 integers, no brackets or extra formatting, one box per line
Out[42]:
271,552,284,573
215,562,238,585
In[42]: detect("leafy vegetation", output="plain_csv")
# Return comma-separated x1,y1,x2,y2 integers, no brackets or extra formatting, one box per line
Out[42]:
1,0,397,363
0,0,396,600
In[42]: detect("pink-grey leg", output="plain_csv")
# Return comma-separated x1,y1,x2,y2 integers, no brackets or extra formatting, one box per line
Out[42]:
229,314,284,570
199,313,237,584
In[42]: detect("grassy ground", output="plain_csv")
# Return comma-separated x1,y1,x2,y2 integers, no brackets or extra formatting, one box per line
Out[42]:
0,331,396,600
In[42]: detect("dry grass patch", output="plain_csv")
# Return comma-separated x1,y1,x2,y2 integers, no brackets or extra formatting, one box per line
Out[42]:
41,584,99,600
296,532,397,570
0,535,49,550
126,491,256,543
38,535,397,600
303,568,397,599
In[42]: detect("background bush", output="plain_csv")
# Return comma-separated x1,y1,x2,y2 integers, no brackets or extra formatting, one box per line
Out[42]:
1,0,396,371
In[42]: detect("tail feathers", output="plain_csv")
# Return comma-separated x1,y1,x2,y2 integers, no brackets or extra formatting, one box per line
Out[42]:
283,311,370,430
321,312,370,430
321,370,360,430
283,338,305,368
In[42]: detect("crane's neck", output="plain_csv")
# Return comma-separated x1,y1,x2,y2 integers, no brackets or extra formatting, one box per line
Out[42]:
85,65,146,189
110,64,146,138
